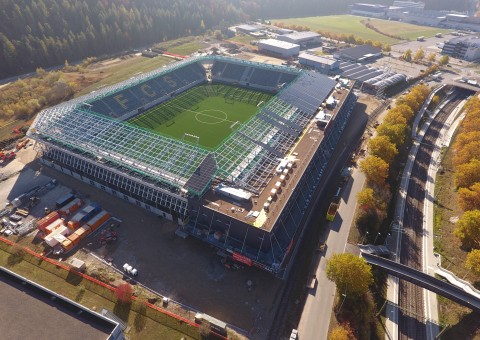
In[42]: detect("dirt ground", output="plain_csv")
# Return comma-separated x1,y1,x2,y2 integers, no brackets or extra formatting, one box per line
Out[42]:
0,146,281,337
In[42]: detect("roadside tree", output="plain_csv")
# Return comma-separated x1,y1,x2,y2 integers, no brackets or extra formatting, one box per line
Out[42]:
465,249,480,275
360,155,389,186
404,49,412,62
357,188,377,210
454,210,480,249
376,123,407,147
414,47,425,62
329,323,355,340
454,159,480,188
438,55,449,66
428,53,436,63
326,253,373,298
458,183,480,211
368,135,398,164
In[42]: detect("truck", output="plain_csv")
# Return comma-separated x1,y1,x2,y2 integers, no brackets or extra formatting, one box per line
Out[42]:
417,36,425,41
326,187,342,221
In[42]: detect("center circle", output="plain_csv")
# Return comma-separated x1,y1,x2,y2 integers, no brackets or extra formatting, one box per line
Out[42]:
195,109,228,124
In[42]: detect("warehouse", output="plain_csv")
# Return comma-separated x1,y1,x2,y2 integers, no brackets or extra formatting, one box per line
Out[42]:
351,3,388,18
258,39,300,58
442,35,480,61
277,31,322,48
299,53,340,74
235,24,263,35
334,44,382,62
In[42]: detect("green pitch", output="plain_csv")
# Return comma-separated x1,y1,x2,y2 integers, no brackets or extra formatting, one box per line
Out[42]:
128,85,272,149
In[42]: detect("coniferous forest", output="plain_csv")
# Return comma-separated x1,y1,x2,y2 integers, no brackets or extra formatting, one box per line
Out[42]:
0,0,472,79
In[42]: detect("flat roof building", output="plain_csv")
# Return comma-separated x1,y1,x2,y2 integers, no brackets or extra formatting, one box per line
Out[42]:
277,31,322,47
236,24,263,34
258,39,300,58
351,3,388,18
442,35,480,61
0,267,124,340
299,53,340,74
335,44,382,62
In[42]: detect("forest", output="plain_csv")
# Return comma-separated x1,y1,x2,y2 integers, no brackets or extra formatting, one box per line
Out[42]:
0,0,473,78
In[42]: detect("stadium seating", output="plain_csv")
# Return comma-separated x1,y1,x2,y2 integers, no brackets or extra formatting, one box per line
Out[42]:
248,68,281,88
89,62,207,119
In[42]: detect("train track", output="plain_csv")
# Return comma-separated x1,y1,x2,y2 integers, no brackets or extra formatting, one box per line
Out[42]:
398,89,472,340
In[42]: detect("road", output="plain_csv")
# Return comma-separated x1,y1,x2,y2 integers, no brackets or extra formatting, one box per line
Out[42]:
297,167,366,340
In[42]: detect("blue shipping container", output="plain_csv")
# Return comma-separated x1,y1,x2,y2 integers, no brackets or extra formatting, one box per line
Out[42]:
56,193,75,208
79,203,102,224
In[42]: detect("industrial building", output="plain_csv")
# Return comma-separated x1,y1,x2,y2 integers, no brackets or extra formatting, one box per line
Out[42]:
28,55,357,278
0,267,124,340
442,35,480,61
298,53,340,74
351,3,388,18
235,24,263,35
276,31,322,48
258,39,300,58
334,44,382,62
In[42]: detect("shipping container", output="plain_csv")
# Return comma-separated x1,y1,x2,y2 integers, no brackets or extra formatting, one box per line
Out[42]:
37,212,60,232
86,210,111,231
58,198,83,217
61,239,74,251
44,234,60,247
56,193,76,209
68,212,86,230
67,233,81,245
44,219,66,235
74,225,92,238
68,202,102,230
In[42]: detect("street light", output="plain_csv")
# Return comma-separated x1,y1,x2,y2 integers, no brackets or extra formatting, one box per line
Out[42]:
362,231,370,245
338,293,347,315
374,232,381,244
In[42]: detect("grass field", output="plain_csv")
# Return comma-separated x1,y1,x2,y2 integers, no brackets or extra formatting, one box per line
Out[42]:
367,18,450,40
129,85,272,149
274,15,398,44
274,15,449,44
167,41,204,55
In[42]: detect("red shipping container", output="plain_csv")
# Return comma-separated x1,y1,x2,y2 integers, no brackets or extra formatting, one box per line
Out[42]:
58,198,83,217
37,211,60,233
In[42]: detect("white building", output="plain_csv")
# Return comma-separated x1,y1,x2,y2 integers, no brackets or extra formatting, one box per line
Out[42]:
277,31,322,47
258,39,300,58
298,53,340,73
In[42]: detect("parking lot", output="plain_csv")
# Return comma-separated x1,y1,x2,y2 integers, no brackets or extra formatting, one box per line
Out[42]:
0,146,280,337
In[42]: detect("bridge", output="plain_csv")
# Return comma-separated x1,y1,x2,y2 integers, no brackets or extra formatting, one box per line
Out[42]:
361,252,480,312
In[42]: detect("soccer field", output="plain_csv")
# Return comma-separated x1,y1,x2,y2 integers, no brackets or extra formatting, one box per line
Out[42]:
128,85,272,149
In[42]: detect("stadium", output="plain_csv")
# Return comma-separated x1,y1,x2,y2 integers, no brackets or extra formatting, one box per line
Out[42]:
28,56,357,277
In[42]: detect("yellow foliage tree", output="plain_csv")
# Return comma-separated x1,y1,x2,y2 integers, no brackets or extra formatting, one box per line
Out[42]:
454,159,480,188
368,135,398,164
414,47,425,62
458,183,480,211
376,123,407,146
326,253,373,298
454,210,480,249
329,323,356,340
466,249,480,275
357,188,377,210
360,155,389,186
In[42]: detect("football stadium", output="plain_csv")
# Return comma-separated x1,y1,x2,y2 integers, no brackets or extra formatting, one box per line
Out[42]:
28,56,357,277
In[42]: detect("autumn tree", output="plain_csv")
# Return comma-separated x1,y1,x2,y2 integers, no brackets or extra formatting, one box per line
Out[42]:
357,188,377,210
414,48,425,62
360,155,389,186
428,53,436,63
458,183,480,211
329,323,355,340
115,283,133,303
368,135,398,164
454,159,480,188
438,55,450,66
376,123,407,147
465,249,480,275
454,210,480,249
326,253,373,298
404,49,412,62
383,111,407,126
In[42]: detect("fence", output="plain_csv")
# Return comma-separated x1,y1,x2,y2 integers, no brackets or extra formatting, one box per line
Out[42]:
0,236,228,339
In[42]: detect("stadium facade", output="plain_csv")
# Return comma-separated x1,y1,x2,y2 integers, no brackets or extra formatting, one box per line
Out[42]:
28,56,356,277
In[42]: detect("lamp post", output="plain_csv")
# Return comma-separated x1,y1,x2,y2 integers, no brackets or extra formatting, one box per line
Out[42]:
338,293,347,315
374,232,381,244
362,231,369,245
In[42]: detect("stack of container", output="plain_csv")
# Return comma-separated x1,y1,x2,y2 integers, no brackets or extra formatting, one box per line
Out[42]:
55,193,75,209
67,202,101,230
37,211,60,233
44,218,66,235
44,222,70,247
58,198,83,217
60,208,111,253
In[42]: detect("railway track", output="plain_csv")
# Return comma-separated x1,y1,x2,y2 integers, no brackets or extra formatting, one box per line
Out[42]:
398,89,472,340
